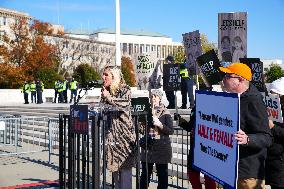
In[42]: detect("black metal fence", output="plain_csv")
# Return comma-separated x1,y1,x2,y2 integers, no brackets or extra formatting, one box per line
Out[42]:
58,110,190,189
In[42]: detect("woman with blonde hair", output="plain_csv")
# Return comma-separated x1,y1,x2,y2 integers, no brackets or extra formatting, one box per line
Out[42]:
101,66,136,189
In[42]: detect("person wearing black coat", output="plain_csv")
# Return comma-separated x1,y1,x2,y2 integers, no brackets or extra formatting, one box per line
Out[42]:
265,77,284,189
178,107,216,189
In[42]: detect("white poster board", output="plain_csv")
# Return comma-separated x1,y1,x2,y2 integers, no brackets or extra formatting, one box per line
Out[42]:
262,93,283,123
193,90,239,189
134,52,159,90
0,121,5,131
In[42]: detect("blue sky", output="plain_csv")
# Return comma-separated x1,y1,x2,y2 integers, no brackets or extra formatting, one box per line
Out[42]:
1,0,284,62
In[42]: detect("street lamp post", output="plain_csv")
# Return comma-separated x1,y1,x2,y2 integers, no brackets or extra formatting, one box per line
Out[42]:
115,0,121,67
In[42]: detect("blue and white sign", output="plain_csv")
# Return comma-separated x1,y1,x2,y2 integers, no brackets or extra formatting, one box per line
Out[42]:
193,90,240,189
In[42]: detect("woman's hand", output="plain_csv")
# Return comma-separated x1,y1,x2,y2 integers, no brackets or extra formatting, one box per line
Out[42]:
101,86,110,98
153,116,163,128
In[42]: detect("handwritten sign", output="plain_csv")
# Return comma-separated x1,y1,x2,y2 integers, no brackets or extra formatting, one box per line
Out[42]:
135,52,158,90
262,93,283,123
193,90,239,189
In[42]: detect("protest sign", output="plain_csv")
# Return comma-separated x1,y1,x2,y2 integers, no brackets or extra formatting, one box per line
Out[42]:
163,63,180,91
183,30,202,75
262,93,283,123
240,58,266,92
196,50,223,87
131,97,153,126
134,52,158,90
193,90,239,189
70,105,89,135
218,12,247,63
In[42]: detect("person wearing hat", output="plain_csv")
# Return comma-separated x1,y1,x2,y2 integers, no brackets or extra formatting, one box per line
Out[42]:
140,89,174,189
265,77,284,189
219,62,272,189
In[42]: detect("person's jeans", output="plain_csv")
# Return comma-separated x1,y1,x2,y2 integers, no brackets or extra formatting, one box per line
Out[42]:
140,162,168,189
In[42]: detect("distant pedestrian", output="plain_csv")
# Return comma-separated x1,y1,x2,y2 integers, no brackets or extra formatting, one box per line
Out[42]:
30,80,36,103
21,81,30,104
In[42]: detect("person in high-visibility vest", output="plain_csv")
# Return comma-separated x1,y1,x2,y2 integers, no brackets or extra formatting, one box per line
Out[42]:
180,58,195,109
69,78,78,103
21,81,30,104
30,80,36,103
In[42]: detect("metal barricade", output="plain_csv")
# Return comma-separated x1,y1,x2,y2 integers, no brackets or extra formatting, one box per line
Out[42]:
58,109,191,189
0,116,58,159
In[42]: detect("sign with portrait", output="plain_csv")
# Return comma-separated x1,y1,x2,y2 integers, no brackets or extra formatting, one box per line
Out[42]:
134,52,159,90
196,50,223,87
240,58,266,92
162,63,180,91
193,90,239,189
70,105,89,135
262,93,283,123
183,30,202,75
218,12,247,63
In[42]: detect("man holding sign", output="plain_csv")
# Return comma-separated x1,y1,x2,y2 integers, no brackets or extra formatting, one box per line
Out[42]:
219,62,272,189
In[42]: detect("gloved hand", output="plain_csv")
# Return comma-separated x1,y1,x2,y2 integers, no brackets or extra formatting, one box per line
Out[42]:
153,116,163,128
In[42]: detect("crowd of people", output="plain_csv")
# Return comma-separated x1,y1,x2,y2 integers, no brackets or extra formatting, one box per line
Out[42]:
21,78,78,104
99,62,284,189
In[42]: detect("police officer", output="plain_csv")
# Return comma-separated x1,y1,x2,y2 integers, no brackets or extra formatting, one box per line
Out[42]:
22,81,30,104
36,80,44,104
180,59,195,109
69,78,78,103
30,80,36,103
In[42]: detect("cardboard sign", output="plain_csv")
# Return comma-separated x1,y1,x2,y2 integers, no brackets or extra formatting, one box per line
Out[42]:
262,93,283,123
162,63,180,91
183,30,202,75
193,90,239,189
196,50,223,86
135,52,158,90
218,12,247,63
240,58,266,92
70,105,89,134
131,97,153,126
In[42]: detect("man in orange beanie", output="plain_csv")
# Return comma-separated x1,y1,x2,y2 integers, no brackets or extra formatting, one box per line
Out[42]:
219,62,272,189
